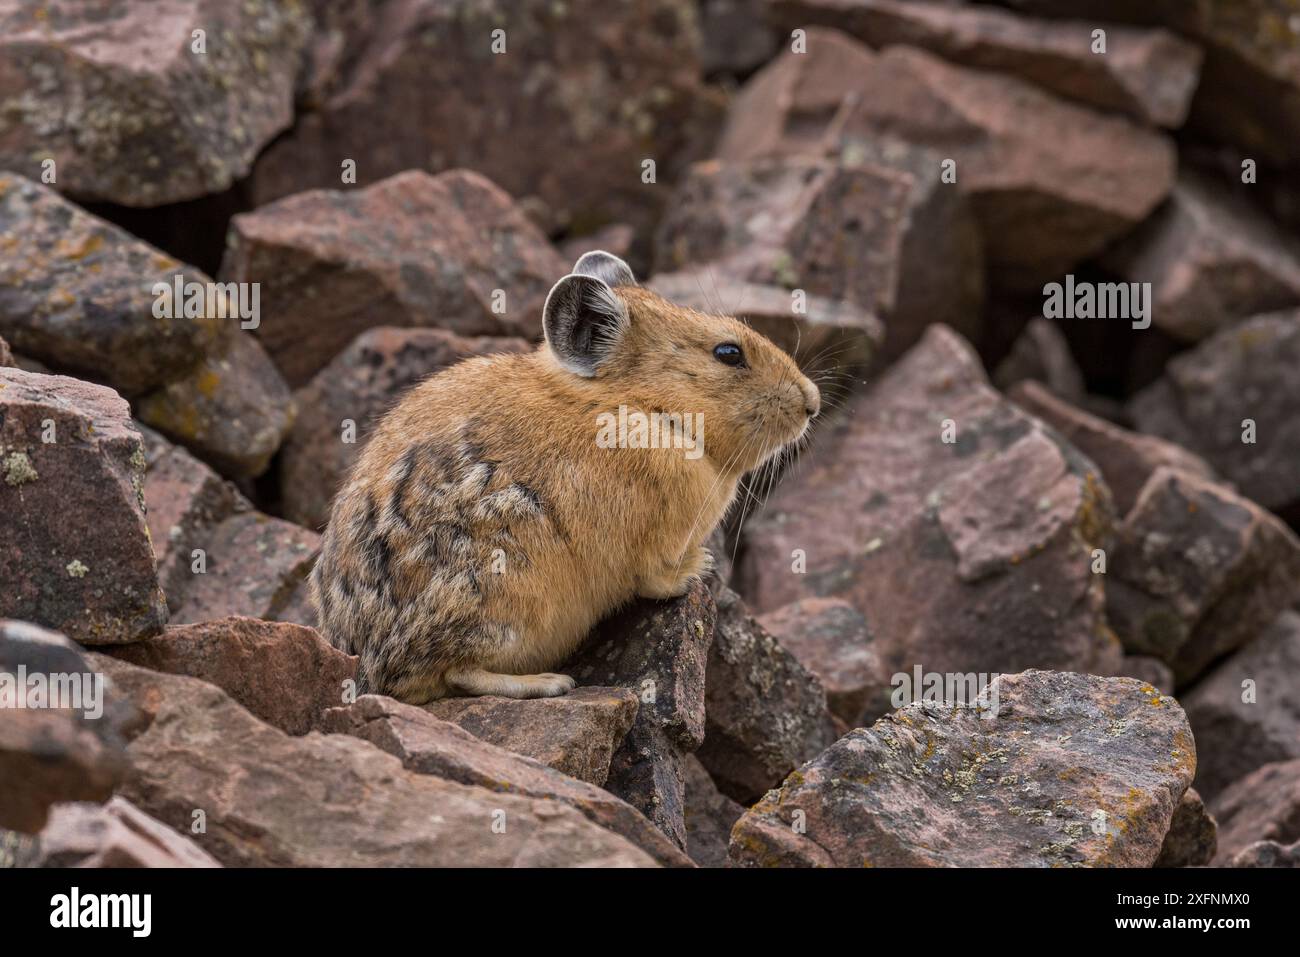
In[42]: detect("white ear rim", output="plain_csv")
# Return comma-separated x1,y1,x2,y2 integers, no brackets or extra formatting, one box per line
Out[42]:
542,273,629,377
572,250,637,288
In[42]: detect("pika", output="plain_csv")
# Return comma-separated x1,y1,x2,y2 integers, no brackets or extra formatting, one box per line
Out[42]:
311,251,819,702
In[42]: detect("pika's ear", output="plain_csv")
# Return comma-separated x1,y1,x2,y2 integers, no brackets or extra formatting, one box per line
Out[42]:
543,274,629,377
573,250,636,288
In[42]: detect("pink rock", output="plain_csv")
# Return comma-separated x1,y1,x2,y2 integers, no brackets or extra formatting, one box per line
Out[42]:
1211,759,1300,865
21,797,221,868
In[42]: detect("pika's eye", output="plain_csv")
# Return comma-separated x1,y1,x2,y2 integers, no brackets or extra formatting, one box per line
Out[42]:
713,343,746,367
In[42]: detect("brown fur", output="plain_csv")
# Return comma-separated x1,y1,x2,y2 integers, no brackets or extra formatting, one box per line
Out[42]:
311,276,818,702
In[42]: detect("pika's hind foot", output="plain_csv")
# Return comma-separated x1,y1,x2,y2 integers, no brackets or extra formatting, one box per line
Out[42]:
445,667,576,699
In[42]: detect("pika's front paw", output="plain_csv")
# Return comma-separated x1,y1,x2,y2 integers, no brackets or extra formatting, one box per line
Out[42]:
521,673,577,698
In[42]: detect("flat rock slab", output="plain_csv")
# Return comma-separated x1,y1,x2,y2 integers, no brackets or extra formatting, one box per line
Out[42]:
18,796,221,868
107,616,357,737
319,694,688,867
730,670,1196,867
91,654,657,867
0,368,166,644
422,687,638,787
1130,311,1300,519
1210,759,1300,865
221,169,562,387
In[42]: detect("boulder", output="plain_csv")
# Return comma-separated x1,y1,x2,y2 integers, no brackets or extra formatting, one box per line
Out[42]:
422,688,638,787
1130,311,1300,520
17,797,221,868
1183,612,1300,801
91,653,657,867
658,150,983,362
994,319,1086,406
1228,840,1300,868
107,616,357,737
757,596,890,726
220,170,561,387
1103,170,1300,342
717,31,1176,290
1211,759,1300,865
562,582,716,850
736,325,1122,681
0,0,309,205
1106,468,1300,685
682,755,745,868
0,368,166,644
730,670,1196,867
1010,380,1214,516
280,326,531,530
1153,788,1217,868
697,588,839,803
319,694,688,867
766,0,1202,127
0,334,12,367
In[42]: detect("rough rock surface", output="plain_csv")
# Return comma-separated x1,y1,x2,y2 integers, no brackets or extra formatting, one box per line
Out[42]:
1184,612,1300,801
562,582,716,850
738,325,1121,681
658,151,983,362
319,694,688,866
1130,311,1300,519
0,620,128,832
1153,788,1217,868
0,368,166,644
697,588,839,803
683,754,745,868
1010,381,1214,516
423,688,638,787
18,797,221,868
1107,468,1300,686
767,0,1202,127
717,31,1176,289
134,329,295,479
0,0,310,205
1211,759,1300,865
92,654,658,867
249,0,713,237
280,327,532,529
0,173,224,395
730,670,1196,867
757,597,890,726
108,616,357,736
221,170,561,387
1228,840,1300,868
1104,170,1300,342
994,319,1086,406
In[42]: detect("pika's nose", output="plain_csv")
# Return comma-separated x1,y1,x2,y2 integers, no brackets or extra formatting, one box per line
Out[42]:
801,378,821,419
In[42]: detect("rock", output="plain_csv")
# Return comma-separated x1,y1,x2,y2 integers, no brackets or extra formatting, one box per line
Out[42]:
1114,655,1175,696
757,597,890,726
1107,468,1300,686
0,0,309,205
696,589,838,803
280,326,531,530
701,0,777,76
107,616,356,737
422,688,638,787
1103,170,1300,342
91,653,657,867
1228,840,1300,868
1154,788,1217,868
220,170,561,388
249,0,713,237
1183,612,1300,801
1130,311,1300,520
1211,759,1300,865
562,582,716,850
717,31,1176,290
682,755,745,868
0,368,166,644
766,0,1202,128
994,319,1086,406
647,272,883,381
0,620,128,832
658,150,983,362
18,797,220,868
0,173,223,396
0,334,11,367
318,694,688,867
729,670,1196,867
134,327,295,480
737,325,1121,681
1010,380,1215,516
